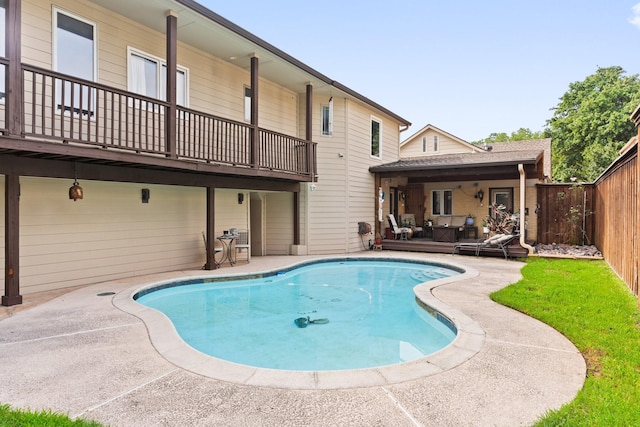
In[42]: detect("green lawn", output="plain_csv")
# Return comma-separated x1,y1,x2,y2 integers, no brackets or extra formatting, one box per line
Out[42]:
0,404,101,426
491,258,640,426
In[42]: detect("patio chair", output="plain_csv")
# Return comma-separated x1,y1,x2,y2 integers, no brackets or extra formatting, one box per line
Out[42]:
234,230,250,263
400,213,423,237
387,214,412,240
453,233,520,260
202,231,223,268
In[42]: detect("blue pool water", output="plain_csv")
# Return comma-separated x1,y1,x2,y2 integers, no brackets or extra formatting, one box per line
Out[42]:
135,259,459,371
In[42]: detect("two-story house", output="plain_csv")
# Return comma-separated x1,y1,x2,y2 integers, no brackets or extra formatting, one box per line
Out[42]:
1,0,410,305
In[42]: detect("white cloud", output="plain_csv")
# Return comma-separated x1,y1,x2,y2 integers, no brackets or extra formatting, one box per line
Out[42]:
630,3,640,29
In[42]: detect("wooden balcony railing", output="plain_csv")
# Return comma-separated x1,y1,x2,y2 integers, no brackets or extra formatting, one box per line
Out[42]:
18,64,315,178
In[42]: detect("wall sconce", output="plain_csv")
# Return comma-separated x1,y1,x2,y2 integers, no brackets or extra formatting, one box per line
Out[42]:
238,193,244,204
141,188,150,203
475,189,484,203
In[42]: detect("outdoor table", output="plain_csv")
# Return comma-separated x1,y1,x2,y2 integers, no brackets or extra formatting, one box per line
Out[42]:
216,234,237,266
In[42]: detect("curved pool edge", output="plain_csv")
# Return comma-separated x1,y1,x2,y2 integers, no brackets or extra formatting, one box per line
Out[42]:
112,255,485,390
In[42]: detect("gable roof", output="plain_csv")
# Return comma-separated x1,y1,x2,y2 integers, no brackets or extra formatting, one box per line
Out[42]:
400,124,482,153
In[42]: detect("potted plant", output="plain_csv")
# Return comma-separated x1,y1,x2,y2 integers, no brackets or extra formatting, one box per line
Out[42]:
483,203,517,235
481,219,489,235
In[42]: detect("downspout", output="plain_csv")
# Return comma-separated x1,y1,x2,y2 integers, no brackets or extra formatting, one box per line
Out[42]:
518,164,535,254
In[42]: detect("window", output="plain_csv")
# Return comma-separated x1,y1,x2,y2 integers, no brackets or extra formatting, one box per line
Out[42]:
432,190,453,216
244,86,252,121
433,135,439,152
53,9,96,115
422,136,426,152
322,97,333,135
370,117,381,158
128,48,188,106
489,188,514,212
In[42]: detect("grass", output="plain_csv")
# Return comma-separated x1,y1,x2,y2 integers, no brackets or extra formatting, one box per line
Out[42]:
491,257,640,426
0,404,102,426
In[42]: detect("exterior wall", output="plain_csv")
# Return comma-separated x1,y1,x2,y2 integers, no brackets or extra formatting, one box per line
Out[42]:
0,177,207,294
400,128,476,157
264,192,294,255
0,178,264,295
420,179,539,239
305,98,402,254
22,0,299,136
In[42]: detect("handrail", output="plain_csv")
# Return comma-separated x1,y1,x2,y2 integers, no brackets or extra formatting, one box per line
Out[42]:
17,64,315,177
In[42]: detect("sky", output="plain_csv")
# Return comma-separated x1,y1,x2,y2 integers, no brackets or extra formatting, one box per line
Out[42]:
199,1,640,142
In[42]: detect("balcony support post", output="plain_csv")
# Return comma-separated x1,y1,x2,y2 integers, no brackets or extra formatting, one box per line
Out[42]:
204,186,218,270
6,0,22,137
2,175,22,306
293,191,300,245
165,11,178,158
250,54,259,168
305,83,313,177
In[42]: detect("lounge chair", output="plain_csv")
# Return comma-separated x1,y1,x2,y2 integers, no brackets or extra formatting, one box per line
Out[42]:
387,214,412,240
452,233,520,260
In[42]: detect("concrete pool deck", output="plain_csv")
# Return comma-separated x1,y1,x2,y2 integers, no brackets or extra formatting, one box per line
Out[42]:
0,252,585,426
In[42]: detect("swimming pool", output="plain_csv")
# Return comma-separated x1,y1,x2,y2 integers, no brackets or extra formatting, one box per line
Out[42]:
114,255,484,389
134,259,459,371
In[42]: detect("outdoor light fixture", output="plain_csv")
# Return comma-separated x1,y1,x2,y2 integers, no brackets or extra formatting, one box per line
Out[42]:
69,179,83,201
475,189,484,203
141,188,150,203
238,193,244,204
69,164,83,201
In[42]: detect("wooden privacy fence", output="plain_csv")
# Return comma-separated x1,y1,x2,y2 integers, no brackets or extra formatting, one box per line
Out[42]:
593,145,638,297
537,143,638,300
536,184,595,246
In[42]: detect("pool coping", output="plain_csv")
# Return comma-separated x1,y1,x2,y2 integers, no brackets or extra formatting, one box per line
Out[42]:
113,255,484,390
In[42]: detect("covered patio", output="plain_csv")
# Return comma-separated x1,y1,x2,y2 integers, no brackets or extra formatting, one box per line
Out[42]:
369,146,548,258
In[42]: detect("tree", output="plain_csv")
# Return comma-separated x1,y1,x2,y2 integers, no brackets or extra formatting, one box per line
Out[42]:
474,128,546,145
548,66,640,182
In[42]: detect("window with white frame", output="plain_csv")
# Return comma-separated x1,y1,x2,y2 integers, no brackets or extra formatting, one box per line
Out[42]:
432,189,453,216
128,48,188,106
433,135,439,152
422,136,427,152
244,86,252,121
322,97,333,135
53,8,96,115
370,117,381,158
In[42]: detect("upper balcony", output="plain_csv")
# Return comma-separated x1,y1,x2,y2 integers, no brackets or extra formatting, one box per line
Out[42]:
0,60,316,183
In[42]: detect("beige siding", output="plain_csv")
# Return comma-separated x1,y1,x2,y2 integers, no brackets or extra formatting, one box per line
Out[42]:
22,0,299,136
306,98,402,254
401,129,476,157
213,189,251,237
264,192,294,255
0,177,206,294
